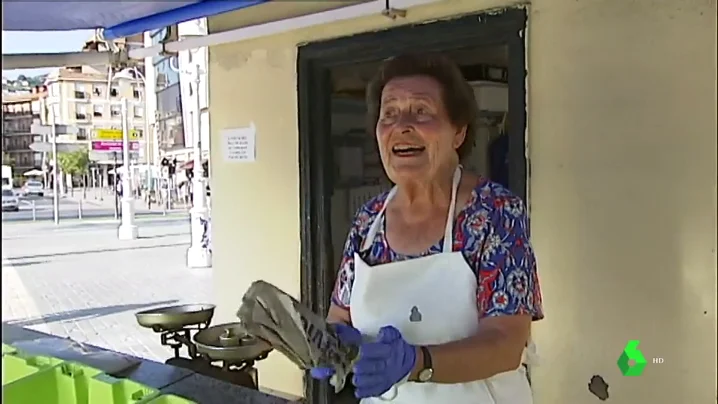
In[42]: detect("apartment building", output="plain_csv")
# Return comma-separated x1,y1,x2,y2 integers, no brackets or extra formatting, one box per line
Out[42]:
2,88,45,184
43,66,145,143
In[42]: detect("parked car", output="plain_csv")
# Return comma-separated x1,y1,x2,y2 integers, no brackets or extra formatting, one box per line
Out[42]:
2,189,19,212
22,180,44,197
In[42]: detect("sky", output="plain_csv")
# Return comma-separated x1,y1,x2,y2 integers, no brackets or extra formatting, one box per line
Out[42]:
2,30,95,78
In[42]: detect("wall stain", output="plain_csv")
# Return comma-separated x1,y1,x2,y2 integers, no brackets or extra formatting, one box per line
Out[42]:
588,375,610,401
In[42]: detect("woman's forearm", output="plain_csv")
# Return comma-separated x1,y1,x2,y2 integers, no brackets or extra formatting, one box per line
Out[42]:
327,303,352,325
410,322,528,384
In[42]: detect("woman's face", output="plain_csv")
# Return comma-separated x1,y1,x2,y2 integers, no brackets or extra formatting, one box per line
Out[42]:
376,75,466,184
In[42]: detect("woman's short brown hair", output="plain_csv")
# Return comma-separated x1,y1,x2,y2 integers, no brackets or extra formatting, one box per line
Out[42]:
366,53,478,160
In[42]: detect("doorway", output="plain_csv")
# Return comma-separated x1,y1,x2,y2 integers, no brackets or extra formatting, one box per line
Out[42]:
297,8,527,404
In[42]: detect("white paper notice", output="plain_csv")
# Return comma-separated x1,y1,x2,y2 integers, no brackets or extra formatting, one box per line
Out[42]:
222,124,256,162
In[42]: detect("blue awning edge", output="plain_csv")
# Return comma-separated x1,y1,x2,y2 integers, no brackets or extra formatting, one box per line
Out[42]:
103,0,269,41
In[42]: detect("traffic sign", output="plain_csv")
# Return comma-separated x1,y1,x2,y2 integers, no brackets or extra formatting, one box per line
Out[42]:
94,128,143,141
91,141,141,152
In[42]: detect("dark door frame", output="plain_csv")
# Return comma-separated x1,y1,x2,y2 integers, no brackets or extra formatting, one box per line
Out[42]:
297,8,527,404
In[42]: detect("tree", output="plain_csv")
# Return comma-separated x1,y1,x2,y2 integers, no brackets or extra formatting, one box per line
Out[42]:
57,149,89,197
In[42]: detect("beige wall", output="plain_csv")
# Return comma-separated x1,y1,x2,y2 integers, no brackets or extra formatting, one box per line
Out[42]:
208,0,717,401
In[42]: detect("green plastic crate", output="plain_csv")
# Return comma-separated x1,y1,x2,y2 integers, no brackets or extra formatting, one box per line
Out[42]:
3,361,102,404
88,374,158,403
2,352,64,385
140,394,196,404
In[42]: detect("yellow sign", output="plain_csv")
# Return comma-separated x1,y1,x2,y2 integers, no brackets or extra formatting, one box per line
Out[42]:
94,128,143,141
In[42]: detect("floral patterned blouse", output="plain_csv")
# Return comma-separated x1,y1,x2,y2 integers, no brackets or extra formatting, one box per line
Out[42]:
331,177,544,321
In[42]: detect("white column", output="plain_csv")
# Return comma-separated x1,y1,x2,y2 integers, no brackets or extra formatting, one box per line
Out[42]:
186,63,211,268
118,97,139,240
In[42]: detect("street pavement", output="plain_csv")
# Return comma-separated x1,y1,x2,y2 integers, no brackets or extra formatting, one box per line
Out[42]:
1,216,212,362
2,189,188,223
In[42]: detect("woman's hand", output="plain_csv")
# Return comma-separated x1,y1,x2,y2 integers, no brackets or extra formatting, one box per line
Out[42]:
309,323,363,380
352,326,417,399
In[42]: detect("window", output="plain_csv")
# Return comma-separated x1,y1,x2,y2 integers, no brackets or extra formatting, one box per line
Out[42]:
93,104,104,118
189,83,193,97
134,105,144,118
77,128,88,140
154,56,180,90
75,104,88,120
111,105,121,117
74,83,87,99
93,85,104,97
133,87,142,99
156,84,182,116
110,86,119,97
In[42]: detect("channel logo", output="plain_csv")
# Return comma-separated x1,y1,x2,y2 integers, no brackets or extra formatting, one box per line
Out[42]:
617,340,663,376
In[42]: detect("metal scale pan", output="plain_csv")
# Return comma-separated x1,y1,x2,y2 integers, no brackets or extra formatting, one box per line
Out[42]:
135,304,216,332
194,322,272,363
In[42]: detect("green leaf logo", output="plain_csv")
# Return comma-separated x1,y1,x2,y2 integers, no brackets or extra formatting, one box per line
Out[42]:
617,340,647,376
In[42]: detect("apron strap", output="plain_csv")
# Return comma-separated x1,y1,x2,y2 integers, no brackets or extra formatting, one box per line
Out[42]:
360,186,397,251
360,166,463,253
442,166,462,252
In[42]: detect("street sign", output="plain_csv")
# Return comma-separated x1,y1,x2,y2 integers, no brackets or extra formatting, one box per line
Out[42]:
91,141,141,152
89,150,140,162
94,128,143,141
29,142,86,153
31,123,79,136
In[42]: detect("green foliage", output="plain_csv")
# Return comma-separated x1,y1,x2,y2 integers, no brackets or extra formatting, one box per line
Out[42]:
1,152,13,165
57,149,89,177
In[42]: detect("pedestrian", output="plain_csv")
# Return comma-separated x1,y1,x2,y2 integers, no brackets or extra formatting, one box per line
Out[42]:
310,53,543,403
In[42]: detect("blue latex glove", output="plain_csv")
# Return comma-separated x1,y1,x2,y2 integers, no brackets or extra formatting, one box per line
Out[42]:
351,325,417,399
309,323,362,380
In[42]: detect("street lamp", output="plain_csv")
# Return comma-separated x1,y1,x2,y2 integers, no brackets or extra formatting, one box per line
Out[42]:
112,68,139,240
49,108,60,225
127,67,154,193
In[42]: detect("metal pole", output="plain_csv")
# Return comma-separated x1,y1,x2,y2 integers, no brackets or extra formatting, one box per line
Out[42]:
113,153,118,219
186,62,211,268
117,97,138,240
50,109,60,225
31,200,36,222
78,199,83,220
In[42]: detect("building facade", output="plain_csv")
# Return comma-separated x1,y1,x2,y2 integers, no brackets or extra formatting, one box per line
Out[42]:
2,88,44,184
42,65,147,185
144,20,210,200
204,1,716,403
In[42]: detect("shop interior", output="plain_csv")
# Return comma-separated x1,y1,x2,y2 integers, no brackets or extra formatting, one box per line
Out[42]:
328,45,511,269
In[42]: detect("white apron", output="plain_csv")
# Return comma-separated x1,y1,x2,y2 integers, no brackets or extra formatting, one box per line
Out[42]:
350,166,535,404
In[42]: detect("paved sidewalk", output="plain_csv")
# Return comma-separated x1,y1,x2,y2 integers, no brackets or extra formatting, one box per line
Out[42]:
2,220,212,362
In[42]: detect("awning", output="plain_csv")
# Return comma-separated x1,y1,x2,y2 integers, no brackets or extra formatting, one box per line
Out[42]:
2,0,268,40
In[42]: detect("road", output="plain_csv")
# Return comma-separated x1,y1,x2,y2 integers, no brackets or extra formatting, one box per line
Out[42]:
1,217,211,362
2,192,185,223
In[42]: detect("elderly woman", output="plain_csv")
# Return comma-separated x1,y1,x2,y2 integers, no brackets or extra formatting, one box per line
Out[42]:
311,54,543,403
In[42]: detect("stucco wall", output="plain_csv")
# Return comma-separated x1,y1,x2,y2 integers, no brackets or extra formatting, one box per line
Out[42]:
208,0,717,401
